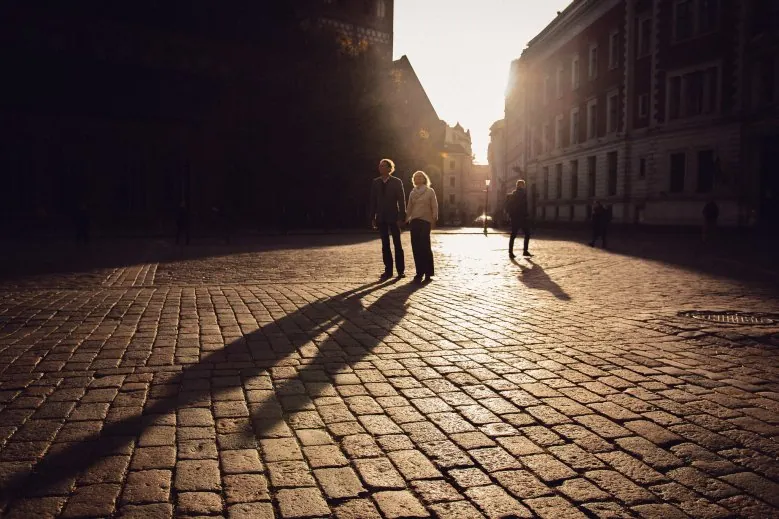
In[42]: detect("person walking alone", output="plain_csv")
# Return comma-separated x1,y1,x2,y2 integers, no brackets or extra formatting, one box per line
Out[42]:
589,201,610,248
506,179,532,258
406,171,438,284
369,158,406,280
702,199,719,243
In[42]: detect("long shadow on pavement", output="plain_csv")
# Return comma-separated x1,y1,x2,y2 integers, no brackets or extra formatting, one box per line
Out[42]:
0,277,421,505
512,257,571,301
531,228,779,291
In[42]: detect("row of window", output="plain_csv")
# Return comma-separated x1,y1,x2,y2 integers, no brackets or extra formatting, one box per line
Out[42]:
533,92,621,156
674,0,720,42
542,34,620,105
668,66,718,120
531,63,721,154
541,153,619,201
669,149,717,193
638,0,720,54
537,148,717,202
537,0,721,108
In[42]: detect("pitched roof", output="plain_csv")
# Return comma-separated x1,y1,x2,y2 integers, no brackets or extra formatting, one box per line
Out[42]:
392,55,440,121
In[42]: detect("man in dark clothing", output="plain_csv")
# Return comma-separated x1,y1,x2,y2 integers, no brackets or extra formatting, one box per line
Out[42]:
369,158,406,280
506,179,532,258
590,201,610,248
702,200,719,242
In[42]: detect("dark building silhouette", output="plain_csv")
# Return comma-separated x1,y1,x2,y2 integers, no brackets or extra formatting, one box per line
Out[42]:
0,1,399,234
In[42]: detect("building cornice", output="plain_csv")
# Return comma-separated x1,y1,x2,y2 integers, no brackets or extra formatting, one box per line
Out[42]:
521,0,622,65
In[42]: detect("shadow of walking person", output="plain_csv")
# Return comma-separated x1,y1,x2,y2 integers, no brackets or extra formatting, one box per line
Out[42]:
512,258,571,301
0,278,422,509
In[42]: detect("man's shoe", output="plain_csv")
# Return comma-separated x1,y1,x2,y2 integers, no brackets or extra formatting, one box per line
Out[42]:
523,251,532,257
509,252,516,259
379,272,392,281
422,275,433,284
396,272,406,278
413,275,423,283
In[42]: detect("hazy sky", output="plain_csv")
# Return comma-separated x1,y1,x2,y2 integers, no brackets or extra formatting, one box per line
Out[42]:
393,0,573,164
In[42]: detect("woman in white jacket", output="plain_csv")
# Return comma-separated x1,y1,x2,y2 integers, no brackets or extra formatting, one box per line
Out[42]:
405,171,439,283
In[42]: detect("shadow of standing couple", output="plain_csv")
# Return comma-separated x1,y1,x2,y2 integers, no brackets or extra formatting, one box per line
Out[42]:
0,278,423,507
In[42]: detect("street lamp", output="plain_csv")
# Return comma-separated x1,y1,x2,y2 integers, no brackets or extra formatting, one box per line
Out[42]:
483,178,491,234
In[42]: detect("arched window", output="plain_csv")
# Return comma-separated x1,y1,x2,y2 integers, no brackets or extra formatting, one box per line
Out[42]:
376,0,386,18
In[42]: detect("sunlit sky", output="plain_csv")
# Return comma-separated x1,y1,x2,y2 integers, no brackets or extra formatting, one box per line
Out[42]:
393,0,573,164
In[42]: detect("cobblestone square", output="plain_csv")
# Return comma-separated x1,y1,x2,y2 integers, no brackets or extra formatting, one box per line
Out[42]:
1,232,778,518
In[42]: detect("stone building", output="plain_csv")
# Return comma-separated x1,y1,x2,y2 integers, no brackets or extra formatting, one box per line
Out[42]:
487,119,507,215
504,0,778,228
388,56,447,188
441,123,474,224
463,164,492,224
299,0,394,60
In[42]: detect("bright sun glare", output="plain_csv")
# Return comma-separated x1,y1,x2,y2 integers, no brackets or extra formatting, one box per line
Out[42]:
393,0,573,164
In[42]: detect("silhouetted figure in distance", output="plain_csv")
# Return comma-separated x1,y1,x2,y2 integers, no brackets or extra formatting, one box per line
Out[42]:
590,201,610,249
405,170,438,284
702,199,719,243
369,158,406,280
506,179,532,258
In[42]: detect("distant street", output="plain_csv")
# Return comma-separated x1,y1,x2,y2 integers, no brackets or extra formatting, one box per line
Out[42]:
1,231,778,518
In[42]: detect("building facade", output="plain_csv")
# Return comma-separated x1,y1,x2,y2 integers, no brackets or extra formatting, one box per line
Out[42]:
441,123,474,224
487,119,506,216
0,1,398,232
505,0,778,227
388,56,447,189
300,0,394,60
463,164,492,223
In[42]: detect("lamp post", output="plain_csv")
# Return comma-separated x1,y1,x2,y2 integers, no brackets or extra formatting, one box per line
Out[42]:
483,178,491,234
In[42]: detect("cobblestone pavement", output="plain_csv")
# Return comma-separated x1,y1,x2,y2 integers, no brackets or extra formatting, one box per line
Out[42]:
1,232,778,518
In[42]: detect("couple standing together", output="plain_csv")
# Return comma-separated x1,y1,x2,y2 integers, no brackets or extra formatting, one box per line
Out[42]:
369,160,534,282
369,159,437,284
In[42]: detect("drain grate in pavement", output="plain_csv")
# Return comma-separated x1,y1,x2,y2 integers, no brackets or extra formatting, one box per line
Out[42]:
680,310,777,325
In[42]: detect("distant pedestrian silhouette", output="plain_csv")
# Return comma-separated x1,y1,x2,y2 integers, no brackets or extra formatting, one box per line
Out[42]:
406,170,438,284
702,199,719,243
506,179,532,258
590,201,610,249
369,158,406,280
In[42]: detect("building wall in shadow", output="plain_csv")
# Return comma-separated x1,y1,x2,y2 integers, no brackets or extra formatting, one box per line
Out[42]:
0,2,403,235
